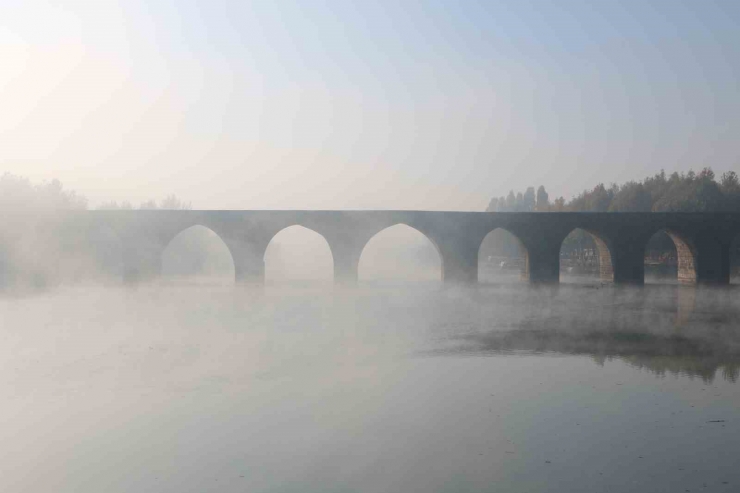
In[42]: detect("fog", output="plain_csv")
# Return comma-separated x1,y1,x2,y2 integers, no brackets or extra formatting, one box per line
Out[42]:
1,195,735,489
2,212,739,491
2,1,740,491
2,280,739,492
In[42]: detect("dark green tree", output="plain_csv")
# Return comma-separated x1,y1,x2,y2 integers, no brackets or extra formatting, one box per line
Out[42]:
505,191,516,211
522,187,536,212
536,185,549,211
609,182,651,212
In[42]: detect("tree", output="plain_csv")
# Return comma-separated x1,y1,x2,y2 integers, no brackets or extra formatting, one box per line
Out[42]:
720,171,740,211
137,195,191,210
609,182,651,212
584,184,613,212
0,174,88,289
536,186,549,212
159,194,192,210
485,166,740,214
652,168,724,212
487,196,507,212
698,167,714,181
0,173,87,212
694,171,724,211
522,187,536,212
97,201,133,210
505,191,516,211
721,171,739,191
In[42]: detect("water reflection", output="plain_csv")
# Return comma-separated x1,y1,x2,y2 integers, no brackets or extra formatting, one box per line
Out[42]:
440,328,740,383
2,283,740,492
434,285,740,383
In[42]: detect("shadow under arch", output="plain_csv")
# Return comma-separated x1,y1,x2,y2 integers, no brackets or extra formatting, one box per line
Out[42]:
477,227,529,282
559,228,614,283
643,229,697,284
263,225,334,285
358,223,443,283
161,224,236,284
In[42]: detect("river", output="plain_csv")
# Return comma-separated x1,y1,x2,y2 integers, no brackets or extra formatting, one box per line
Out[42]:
1,283,738,492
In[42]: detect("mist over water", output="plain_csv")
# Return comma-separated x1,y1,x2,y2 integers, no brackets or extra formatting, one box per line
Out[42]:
2,279,739,492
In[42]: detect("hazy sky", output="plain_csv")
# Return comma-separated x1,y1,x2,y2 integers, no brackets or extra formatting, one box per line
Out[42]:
1,0,738,210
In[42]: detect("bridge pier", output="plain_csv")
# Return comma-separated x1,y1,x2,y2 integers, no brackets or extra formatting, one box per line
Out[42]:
121,241,163,284
694,237,730,285
612,256,645,285
611,241,646,285
322,236,365,286
525,245,560,284
234,258,264,284
441,257,478,283
225,239,267,285
333,255,359,285
434,240,479,284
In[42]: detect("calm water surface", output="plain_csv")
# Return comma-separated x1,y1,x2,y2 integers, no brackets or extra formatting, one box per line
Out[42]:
1,283,739,492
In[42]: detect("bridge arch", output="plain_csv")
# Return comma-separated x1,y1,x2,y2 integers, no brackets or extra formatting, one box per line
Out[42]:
263,225,334,285
477,227,529,282
643,229,697,284
358,223,442,283
161,225,236,284
559,228,614,283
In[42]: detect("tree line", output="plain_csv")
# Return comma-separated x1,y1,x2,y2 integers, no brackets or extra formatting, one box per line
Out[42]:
0,173,202,290
487,168,740,213
482,168,740,272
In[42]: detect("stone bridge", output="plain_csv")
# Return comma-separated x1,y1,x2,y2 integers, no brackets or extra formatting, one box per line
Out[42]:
68,211,740,285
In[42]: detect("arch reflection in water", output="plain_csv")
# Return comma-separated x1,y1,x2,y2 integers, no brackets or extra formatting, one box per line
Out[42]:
358,224,441,284
264,225,333,286
478,228,527,283
161,225,235,285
